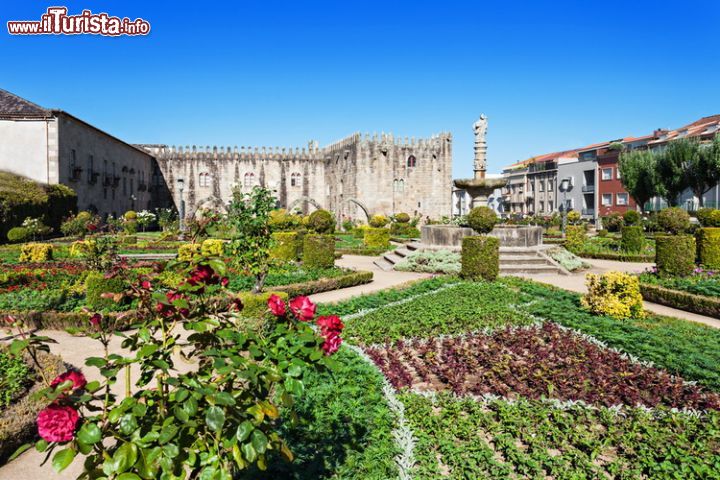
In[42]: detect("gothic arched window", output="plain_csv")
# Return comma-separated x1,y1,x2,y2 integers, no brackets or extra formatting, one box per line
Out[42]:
199,172,211,187
244,172,255,188
407,155,417,168
290,172,301,188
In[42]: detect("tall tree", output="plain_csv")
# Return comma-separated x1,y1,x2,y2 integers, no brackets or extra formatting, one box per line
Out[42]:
683,135,720,207
655,139,693,206
618,149,658,212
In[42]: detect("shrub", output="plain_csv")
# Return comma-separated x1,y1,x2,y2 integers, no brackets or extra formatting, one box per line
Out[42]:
18,243,53,262
60,211,94,237
235,291,289,323
567,210,582,225
177,242,202,262
655,235,696,277
0,350,31,409
84,272,126,310
6,226,29,243
123,220,138,234
620,226,644,253
395,249,460,274
696,227,720,268
363,227,390,249
466,206,497,234
696,208,715,227
303,234,335,268
123,210,137,221
460,235,499,281
640,283,720,319
308,209,335,233
271,232,299,261
269,209,302,232
390,223,420,237
352,225,368,239
581,271,645,319
601,212,624,232
118,235,137,245
596,229,609,238
341,219,355,232
200,238,225,257
564,225,586,253
546,247,588,272
393,212,411,223
623,210,641,226
657,207,690,234
369,214,389,228
21,217,52,239
272,271,373,297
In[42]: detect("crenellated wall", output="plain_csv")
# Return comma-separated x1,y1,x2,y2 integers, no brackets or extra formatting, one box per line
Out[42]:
141,131,452,221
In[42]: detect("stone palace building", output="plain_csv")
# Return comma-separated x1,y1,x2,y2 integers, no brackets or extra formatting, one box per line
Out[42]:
0,88,453,221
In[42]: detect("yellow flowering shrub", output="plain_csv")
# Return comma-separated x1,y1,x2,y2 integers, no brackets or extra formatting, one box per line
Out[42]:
581,271,645,320
69,239,93,258
177,243,202,262
200,239,225,257
18,243,53,262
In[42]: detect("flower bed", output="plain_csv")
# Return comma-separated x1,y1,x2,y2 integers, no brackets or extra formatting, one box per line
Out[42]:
574,236,655,262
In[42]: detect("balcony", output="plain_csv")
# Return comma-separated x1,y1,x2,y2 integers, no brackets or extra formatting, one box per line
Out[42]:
69,167,83,182
582,184,595,193
582,208,595,216
528,161,557,173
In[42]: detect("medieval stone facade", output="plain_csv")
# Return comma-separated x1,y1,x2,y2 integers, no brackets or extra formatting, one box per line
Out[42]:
144,132,452,221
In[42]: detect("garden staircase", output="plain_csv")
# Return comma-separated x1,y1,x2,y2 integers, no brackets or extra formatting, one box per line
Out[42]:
373,242,570,276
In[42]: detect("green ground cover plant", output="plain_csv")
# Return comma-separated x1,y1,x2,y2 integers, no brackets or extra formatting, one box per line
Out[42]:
639,268,720,297
574,235,655,260
0,350,31,409
394,249,460,274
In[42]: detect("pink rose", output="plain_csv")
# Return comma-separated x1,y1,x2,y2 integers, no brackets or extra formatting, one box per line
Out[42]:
37,404,80,442
89,313,102,328
141,280,152,290
321,331,342,355
289,296,316,322
316,315,344,335
51,370,87,391
267,294,286,317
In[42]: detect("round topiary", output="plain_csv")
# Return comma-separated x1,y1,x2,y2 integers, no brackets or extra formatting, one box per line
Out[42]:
655,235,695,277
623,210,641,226
308,209,335,234
620,225,644,253
601,213,624,232
369,215,389,228
466,207,497,234
393,212,410,224
7,226,29,243
696,227,720,268
657,207,690,234
123,210,137,221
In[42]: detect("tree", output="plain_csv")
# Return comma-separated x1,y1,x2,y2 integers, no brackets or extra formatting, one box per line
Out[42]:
618,149,659,212
227,186,276,293
655,139,693,206
687,134,720,207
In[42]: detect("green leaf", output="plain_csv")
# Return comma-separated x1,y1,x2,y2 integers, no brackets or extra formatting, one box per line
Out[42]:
236,421,254,442
112,442,138,474
9,339,30,356
251,429,268,454
85,356,107,367
117,473,142,480
77,422,101,445
173,406,189,423
9,443,32,461
158,424,178,444
206,406,226,432
241,442,257,463
85,380,102,392
213,391,236,406
52,448,77,473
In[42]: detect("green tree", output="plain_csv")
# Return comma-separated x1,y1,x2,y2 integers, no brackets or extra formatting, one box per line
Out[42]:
687,134,720,207
618,149,659,212
227,186,276,293
655,139,694,206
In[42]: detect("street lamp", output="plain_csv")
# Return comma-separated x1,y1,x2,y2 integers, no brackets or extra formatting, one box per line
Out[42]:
560,177,571,233
177,178,185,238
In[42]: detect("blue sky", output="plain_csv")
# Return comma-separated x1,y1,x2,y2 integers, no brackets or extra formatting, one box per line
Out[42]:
2,1,718,177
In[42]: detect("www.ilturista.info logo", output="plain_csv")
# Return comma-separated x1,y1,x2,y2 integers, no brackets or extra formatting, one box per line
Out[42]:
7,7,150,36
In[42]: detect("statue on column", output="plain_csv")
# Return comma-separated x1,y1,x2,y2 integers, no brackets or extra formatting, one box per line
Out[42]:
473,114,488,178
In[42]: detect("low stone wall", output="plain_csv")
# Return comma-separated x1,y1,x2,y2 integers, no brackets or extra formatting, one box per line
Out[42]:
421,225,474,248
420,225,543,249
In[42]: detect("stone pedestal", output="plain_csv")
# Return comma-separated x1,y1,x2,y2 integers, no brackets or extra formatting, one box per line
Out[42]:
489,225,543,248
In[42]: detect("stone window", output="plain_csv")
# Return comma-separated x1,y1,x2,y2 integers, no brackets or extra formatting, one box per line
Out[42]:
393,179,405,193
87,155,95,183
199,172,211,188
244,172,255,188
407,155,417,168
290,172,301,188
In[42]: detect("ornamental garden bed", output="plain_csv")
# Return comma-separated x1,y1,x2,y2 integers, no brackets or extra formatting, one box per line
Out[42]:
574,236,655,262
638,268,720,318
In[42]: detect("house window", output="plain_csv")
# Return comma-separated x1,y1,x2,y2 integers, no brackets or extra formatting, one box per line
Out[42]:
87,155,95,183
407,155,417,168
123,177,127,195
539,181,544,192
616,168,621,180
601,168,613,180
290,172,301,188
539,201,544,212
549,201,553,211
616,193,628,206
602,193,612,206
244,172,255,188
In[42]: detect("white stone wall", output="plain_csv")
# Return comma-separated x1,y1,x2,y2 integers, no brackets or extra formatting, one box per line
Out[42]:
0,118,54,183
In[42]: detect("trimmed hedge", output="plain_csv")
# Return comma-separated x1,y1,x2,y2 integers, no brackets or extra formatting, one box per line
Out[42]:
200,238,225,257
336,247,390,256
303,234,335,268
390,223,420,237
576,251,654,263
640,283,720,319
85,272,127,310
308,209,335,234
6,227,29,243
0,349,65,465
655,235,696,277
564,225,586,253
364,227,390,249
271,232,299,262
467,206,497,234
696,227,720,268
620,226,644,253
460,235,499,281
271,270,374,297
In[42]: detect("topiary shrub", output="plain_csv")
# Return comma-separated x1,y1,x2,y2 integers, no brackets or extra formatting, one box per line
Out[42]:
84,272,127,310
581,271,645,319
390,223,421,237
369,214,389,228
620,226,644,253
18,243,53,262
269,209,302,232
123,210,137,221
303,234,335,268
60,211,94,238
696,227,720,268
6,226,29,244
308,209,335,233
655,235,696,277
623,210,641,226
177,243,202,262
601,212,624,232
270,232,299,261
466,206,497,234
393,212,411,224
657,207,690,234
460,236,500,281
596,229,609,238
696,208,715,227
567,210,582,225
352,225,368,239
363,227,390,249
201,238,225,257
564,225,586,253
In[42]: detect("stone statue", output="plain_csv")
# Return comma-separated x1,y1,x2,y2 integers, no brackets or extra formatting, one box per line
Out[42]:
473,114,488,177
473,114,488,142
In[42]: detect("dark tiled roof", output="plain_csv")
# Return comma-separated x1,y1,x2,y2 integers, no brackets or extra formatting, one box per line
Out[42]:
0,88,51,118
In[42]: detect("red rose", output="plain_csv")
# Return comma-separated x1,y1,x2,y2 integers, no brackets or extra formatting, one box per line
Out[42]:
267,294,286,317
289,296,316,322
141,280,152,290
220,277,229,287
37,404,80,442
51,370,87,391
316,315,344,335
86,223,97,232
231,297,244,311
321,331,342,355
188,264,218,286
89,313,102,328
157,291,189,317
